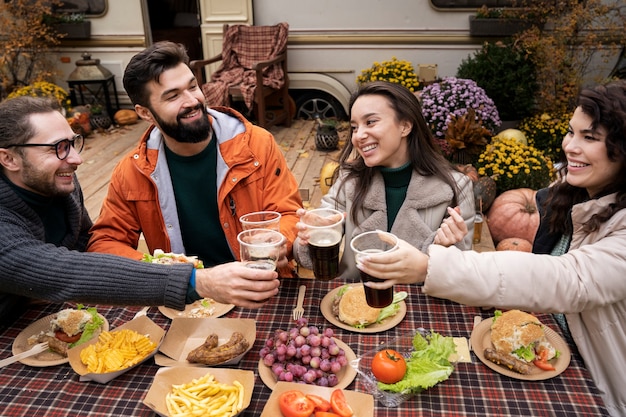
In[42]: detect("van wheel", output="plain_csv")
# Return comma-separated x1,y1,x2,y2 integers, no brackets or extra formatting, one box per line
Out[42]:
295,92,346,120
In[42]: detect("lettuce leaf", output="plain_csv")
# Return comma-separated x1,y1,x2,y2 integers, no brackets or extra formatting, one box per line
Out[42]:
70,307,105,348
377,331,456,393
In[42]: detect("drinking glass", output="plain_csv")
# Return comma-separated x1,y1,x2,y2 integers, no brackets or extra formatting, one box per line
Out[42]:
237,229,285,271
239,211,281,232
473,212,483,244
349,230,399,308
301,208,344,281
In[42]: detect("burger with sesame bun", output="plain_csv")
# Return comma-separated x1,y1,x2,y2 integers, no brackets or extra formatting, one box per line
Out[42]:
28,306,104,356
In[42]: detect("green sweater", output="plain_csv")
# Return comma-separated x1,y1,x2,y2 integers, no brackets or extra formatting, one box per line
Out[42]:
380,162,412,230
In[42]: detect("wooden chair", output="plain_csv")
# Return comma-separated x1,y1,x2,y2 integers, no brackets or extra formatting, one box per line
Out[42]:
190,22,293,129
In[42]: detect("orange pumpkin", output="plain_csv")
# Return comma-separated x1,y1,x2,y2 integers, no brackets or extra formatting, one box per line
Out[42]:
496,237,532,252
487,188,539,245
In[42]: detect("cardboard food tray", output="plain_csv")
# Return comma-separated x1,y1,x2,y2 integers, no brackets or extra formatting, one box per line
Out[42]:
156,318,256,367
67,315,165,384
143,366,254,417
260,381,374,417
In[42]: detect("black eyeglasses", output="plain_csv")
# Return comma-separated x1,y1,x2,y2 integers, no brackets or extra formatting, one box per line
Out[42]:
9,134,85,160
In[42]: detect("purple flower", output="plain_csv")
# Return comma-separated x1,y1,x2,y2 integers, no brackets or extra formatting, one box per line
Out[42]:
420,77,501,140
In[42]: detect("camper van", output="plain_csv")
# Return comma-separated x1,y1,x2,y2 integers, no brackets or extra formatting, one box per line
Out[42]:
55,0,623,120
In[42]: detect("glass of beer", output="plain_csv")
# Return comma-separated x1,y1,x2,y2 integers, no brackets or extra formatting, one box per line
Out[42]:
302,208,344,281
473,212,483,244
349,231,399,308
240,211,281,232
237,228,285,271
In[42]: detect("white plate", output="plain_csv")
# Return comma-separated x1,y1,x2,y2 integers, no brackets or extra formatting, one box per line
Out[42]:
470,317,571,380
158,299,234,319
320,283,406,333
12,312,109,367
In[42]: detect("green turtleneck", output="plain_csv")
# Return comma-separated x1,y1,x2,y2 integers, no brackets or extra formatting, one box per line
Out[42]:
380,162,412,230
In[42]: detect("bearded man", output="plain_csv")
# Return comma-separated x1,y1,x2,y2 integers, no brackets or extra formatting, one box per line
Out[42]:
87,41,302,308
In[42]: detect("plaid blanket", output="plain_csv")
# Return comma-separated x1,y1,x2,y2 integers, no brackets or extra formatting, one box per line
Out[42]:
202,22,289,110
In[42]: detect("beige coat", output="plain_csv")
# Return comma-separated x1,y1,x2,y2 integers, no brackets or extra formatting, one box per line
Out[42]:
295,169,474,280
424,193,626,416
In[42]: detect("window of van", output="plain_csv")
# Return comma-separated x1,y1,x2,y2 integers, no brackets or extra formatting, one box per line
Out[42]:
430,0,517,8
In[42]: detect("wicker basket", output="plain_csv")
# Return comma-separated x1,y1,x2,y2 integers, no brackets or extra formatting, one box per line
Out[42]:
315,124,339,151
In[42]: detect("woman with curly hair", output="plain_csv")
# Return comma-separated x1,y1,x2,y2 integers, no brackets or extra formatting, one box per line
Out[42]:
361,80,626,416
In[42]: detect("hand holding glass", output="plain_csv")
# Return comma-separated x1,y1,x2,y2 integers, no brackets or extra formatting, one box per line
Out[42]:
240,211,281,232
302,208,344,281
237,229,285,271
350,231,399,308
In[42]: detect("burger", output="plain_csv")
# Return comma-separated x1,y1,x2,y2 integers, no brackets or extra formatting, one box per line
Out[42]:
142,249,204,268
331,285,405,329
485,309,559,374
28,307,104,356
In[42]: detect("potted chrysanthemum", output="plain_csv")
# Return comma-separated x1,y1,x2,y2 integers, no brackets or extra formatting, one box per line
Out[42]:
7,81,71,113
420,77,501,156
476,137,554,195
356,57,420,92
518,112,571,164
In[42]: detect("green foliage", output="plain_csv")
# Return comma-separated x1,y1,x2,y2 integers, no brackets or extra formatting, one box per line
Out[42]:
457,40,537,121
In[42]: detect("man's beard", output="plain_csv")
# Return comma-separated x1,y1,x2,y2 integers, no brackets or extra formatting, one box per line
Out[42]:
153,104,211,144
21,157,74,197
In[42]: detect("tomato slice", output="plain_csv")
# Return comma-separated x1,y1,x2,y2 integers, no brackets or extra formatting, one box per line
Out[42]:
533,348,556,371
315,412,341,417
330,389,353,417
279,390,315,417
306,394,331,412
54,330,81,344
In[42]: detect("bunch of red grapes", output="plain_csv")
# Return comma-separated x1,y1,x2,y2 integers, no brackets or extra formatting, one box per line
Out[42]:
259,317,349,387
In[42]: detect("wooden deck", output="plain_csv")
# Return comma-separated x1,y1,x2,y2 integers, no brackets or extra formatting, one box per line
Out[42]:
76,118,345,221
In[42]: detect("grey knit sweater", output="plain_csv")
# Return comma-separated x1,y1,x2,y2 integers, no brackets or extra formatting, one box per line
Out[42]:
0,174,192,321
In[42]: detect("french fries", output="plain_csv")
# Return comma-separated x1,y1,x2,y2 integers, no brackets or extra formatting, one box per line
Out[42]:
165,372,245,417
79,329,157,373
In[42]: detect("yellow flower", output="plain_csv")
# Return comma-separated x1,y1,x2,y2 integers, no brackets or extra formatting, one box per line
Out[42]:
477,137,554,194
357,57,420,92
8,81,70,110
519,112,570,162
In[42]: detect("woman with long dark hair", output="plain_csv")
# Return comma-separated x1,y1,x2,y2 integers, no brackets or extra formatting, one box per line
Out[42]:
294,81,474,279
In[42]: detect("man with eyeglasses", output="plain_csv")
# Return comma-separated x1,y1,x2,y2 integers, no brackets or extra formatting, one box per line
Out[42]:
0,96,264,323
87,41,302,308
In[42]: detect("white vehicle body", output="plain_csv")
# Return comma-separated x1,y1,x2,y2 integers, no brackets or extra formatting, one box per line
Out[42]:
53,0,622,119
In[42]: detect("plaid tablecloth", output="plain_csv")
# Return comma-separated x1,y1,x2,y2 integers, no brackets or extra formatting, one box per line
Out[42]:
0,278,609,416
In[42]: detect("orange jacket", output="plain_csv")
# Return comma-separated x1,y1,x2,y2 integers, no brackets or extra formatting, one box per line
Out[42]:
87,107,302,262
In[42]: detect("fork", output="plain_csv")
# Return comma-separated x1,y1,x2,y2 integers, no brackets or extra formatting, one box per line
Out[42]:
133,306,150,319
0,342,49,368
292,285,306,320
